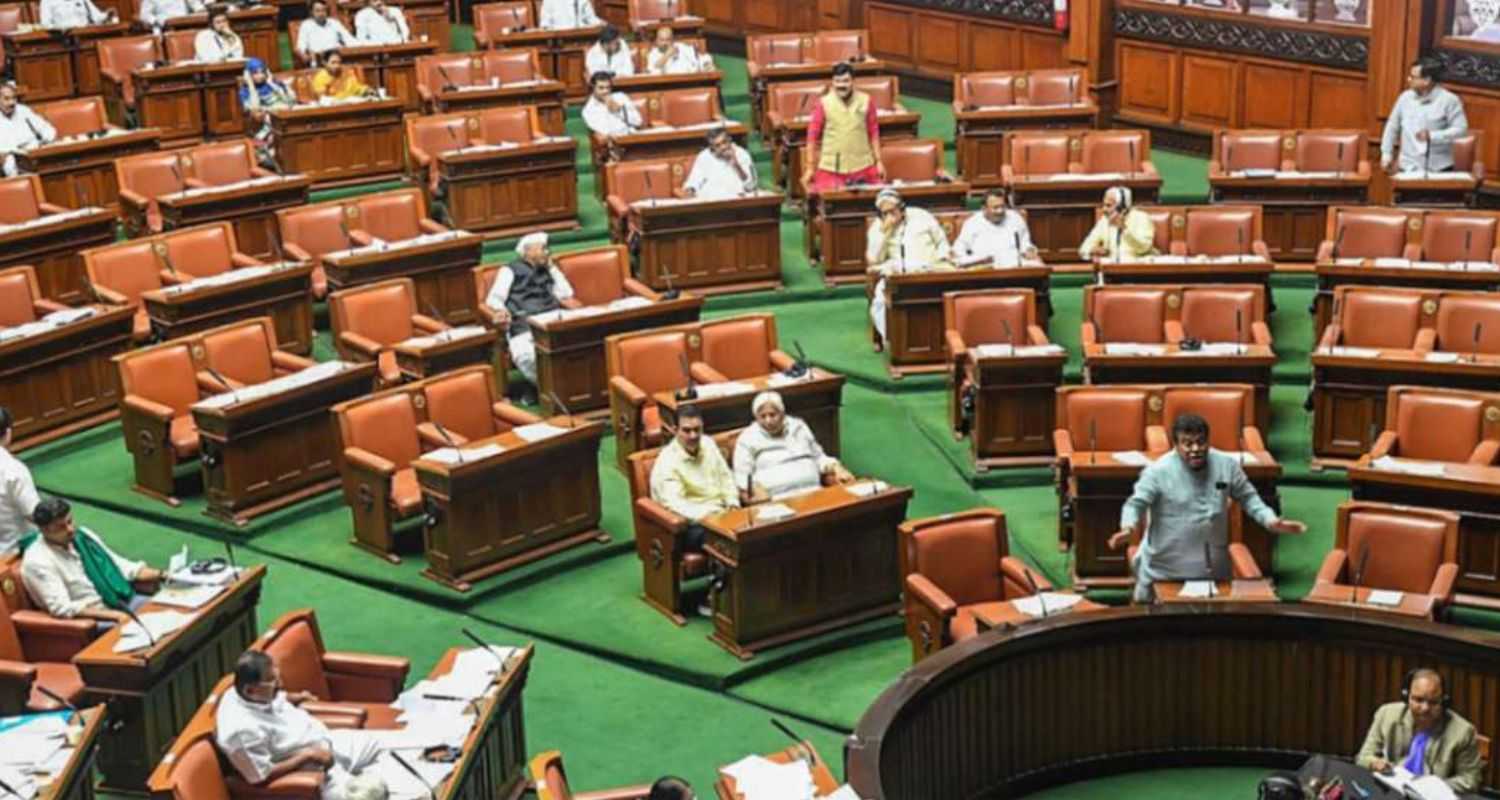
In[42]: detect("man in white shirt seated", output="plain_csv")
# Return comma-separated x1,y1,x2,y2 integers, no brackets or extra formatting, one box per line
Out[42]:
38,0,116,29
139,0,204,29
0,408,40,558
20,497,164,627
678,127,755,201
583,25,634,78
296,0,354,66
644,25,707,75
354,0,410,44
539,0,600,29
194,8,245,62
865,188,954,347
733,391,852,502
483,231,580,405
0,83,57,177
954,187,1040,266
581,71,643,139
217,651,388,800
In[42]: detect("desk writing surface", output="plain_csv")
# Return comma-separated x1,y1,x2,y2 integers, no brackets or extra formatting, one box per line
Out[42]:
270,97,406,187
1154,579,1278,604
422,644,532,800
654,368,844,457
0,206,117,304
715,743,839,800
704,480,909,547
1350,459,1500,497
970,595,1107,632
1301,584,1438,619
1,305,137,451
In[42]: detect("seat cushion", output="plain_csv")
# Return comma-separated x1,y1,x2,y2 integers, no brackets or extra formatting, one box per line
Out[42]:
169,415,199,458
390,468,421,516
28,662,84,711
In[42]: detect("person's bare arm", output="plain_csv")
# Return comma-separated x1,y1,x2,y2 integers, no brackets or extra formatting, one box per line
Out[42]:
259,745,333,784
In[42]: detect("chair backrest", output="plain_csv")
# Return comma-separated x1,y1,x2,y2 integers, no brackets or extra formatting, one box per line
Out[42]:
162,223,238,279
812,30,865,62
1452,132,1482,176
478,105,539,143
0,266,41,327
770,82,832,120
331,278,417,346
1161,386,1254,452
408,114,472,159
1392,389,1487,463
906,512,1005,607
116,151,187,201
652,87,718,127
1007,132,1071,176
608,329,690,396
1185,208,1256,256
858,76,900,110
352,189,427,241
1216,130,1283,172
604,156,689,204
1294,130,1363,172
278,203,351,258
473,1,532,42
1026,68,1085,105
338,391,422,467
418,53,482,94
956,72,1015,107
881,139,942,182
36,96,109,137
625,430,738,507
1329,208,1409,260
481,48,543,82
162,29,196,61
0,174,43,225
1338,289,1423,349
158,734,234,800
116,343,199,415
1081,130,1149,174
258,611,334,699
1179,286,1264,343
1058,387,1149,452
1140,207,1173,254
1087,287,1167,344
187,139,257,186
555,246,628,306
945,289,1034,347
98,35,160,77
84,241,164,307
1340,503,1456,595
421,367,499,442
630,0,680,23
0,3,24,32
1433,293,1500,354
200,318,279,386
1421,213,1496,264
473,264,500,312
699,314,777,380
747,34,805,67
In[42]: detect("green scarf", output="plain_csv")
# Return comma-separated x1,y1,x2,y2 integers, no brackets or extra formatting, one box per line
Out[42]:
19,528,136,610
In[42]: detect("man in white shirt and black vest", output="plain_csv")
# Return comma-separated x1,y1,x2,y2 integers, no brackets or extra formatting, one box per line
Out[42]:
483,232,581,405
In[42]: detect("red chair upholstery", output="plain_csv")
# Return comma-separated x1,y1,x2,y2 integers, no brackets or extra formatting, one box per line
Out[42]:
161,29,196,61
416,52,485,103
1317,208,1409,261
332,389,427,560
275,203,352,299
1420,213,1498,264
0,174,64,227
1053,386,1152,455
114,341,202,503
603,155,693,241
881,138,944,182
480,48,544,83
1179,285,1272,345
554,244,656,307
115,150,187,236
1082,287,1168,345
187,139,270,186
1140,207,1173,255
694,313,793,382
156,223,249,281
606,327,691,469
471,1,532,48
0,266,66,327
1080,130,1152,175
405,113,470,193
98,36,161,108
195,317,315,394
647,87,721,127
1158,385,1262,453
901,508,1050,661
1290,130,1367,175
629,0,689,27
0,3,23,73
0,560,95,671
0,588,88,716
747,33,806,70
1180,207,1266,258
943,288,1051,426
1005,131,1071,177
956,72,1015,108
1212,130,1284,174
1368,387,1500,466
528,751,652,800
252,608,410,730
350,188,442,243
811,30,866,62
1451,131,1487,181
415,365,539,448
478,104,543,144
1431,293,1500,354
1314,502,1459,616
1318,288,1424,351
83,239,161,342
1026,68,1086,105
328,278,446,386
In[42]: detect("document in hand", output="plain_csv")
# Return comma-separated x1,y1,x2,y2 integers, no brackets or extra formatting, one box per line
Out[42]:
1373,765,1458,800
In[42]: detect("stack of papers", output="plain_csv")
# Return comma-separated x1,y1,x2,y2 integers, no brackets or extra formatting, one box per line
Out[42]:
0,713,72,792
1229,169,1277,178
1366,589,1406,607
1425,351,1461,363
1219,452,1259,465
754,503,796,523
1178,580,1218,599
1322,346,1381,358
1102,343,1167,356
0,206,104,235
1046,172,1128,182
1112,451,1151,466
511,422,570,443
159,264,281,296
422,443,505,465
695,382,755,399
1330,257,1366,267
1181,342,1251,356
1274,170,1342,179
151,584,225,610
719,756,816,800
115,611,194,652
971,343,1067,358
1373,764,1458,800
1013,592,1083,618
845,480,888,497
170,174,304,199
767,371,813,387
1393,170,1476,183
1370,456,1447,477
195,361,350,410
326,231,467,260
400,325,489,349
606,296,653,312
0,307,98,344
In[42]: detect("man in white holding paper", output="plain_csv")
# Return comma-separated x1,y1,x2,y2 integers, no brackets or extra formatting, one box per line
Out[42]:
20,496,164,625
1355,668,1483,795
732,391,853,503
953,188,1040,266
1106,413,1304,603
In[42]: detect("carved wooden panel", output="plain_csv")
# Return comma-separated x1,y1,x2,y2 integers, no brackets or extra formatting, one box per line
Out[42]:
1241,61,1308,128
1181,54,1239,130
969,20,1021,71
1307,70,1368,129
916,14,963,72
1021,30,1067,68
1118,42,1179,124
864,1,1065,77
867,4,915,65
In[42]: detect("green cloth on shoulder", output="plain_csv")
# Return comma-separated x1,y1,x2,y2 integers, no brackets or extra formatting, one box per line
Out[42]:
18,528,135,610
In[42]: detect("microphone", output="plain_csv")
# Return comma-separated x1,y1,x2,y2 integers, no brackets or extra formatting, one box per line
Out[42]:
1474,322,1484,364
643,169,657,207
390,751,436,800
1236,226,1244,265
205,366,240,402
1332,224,1346,260
1068,73,1076,103
1237,405,1245,468
1336,141,1344,180
548,392,576,427
1012,231,1022,266
510,5,523,30
447,124,464,154
122,607,158,647
1203,540,1216,597
1424,129,1432,177
34,685,80,725
435,63,458,92
224,538,237,570
1000,318,1014,354
338,215,353,247
1024,143,1031,178
1236,309,1244,356
675,352,696,400
1088,418,1097,466
1128,139,1136,179
432,421,464,462
1022,567,1046,617
460,627,508,675
1224,139,1233,173
660,270,678,300
23,115,46,145
1350,545,1370,606
786,340,810,378
0,773,19,799
1464,229,1473,268
159,242,180,277
170,155,186,191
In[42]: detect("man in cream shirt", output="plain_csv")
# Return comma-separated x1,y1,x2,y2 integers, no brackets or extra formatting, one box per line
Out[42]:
138,0,204,28
865,188,954,346
679,127,755,200
649,403,738,615
0,408,39,557
1077,186,1156,262
354,0,411,45
732,391,852,501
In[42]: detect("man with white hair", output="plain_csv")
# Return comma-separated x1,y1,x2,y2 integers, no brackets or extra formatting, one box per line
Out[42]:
732,391,852,501
482,232,580,405
1077,186,1156,262
865,188,954,349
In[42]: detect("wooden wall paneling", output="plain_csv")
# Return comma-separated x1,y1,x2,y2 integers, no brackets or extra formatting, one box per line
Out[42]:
1240,60,1309,129
1116,41,1179,125
743,0,781,32
1307,70,1369,131
1021,30,1067,69
969,21,1021,72
1371,0,1417,122
915,13,963,75
700,0,735,30
1451,89,1500,187
1180,54,1239,131
866,4,915,67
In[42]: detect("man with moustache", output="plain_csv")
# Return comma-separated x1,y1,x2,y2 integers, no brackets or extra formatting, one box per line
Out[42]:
801,62,885,195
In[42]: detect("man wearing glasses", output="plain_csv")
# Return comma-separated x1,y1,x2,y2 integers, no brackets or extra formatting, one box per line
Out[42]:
1107,413,1306,603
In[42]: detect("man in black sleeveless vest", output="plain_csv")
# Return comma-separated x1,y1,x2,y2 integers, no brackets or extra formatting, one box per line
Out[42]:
482,232,579,405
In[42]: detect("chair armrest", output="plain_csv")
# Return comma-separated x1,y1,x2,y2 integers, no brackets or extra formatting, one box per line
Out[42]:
1468,439,1500,466
271,351,318,372
159,269,185,286
689,362,729,384
92,285,128,305
183,177,209,189
1163,320,1185,344
621,278,661,300
1430,563,1459,605
491,401,542,428
1402,243,1422,261
1169,241,1188,256
1000,556,1052,594
348,229,374,247
123,394,175,422
411,314,446,333
323,651,410,701
1241,427,1267,453
409,147,431,167
298,701,367,729
1315,241,1334,262
768,350,795,372
610,375,648,407
196,372,233,394
1227,542,1263,580
419,219,448,234
606,195,631,219
231,253,262,268
33,299,68,315
1053,430,1075,457
1369,430,1397,460
338,331,384,358
1252,241,1271,260
634,496,687,532
1027,326,1049,346
1001,164,1016,184
0,660,36,690
1315,550,1347,585
118,188,149,207
944,329,966,361
283,243,314,262
1080,322,1097,346
1251,321,1272,347
342,446,396,476
416,422,470,449
250,167,276,178
1356,160,1370,179
1146,426,1170,454
1139,162,1159,177
904,573,958,618
12,611,96,662
1413,328,1437,352
38,202,68,215
574,788,654,800
1316,324,1340,351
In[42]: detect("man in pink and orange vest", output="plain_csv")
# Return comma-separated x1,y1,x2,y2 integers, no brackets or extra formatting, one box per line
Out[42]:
801,62,886,195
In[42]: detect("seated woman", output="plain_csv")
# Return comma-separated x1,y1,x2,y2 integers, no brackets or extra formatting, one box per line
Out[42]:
310,51,376,100
732,391,853,502
239,58,295,167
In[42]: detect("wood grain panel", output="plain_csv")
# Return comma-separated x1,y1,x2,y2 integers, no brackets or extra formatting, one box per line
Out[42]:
1181,54,1238,131
1451,89,1500,189
1307,71,1368,130
1241,61,1307,129
915,14,962,72
968,21,1020,72
1020,30,1066,69
866,5,913,66
1117,42,1178,125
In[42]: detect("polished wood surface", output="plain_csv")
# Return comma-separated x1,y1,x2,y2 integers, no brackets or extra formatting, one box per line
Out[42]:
970,594,1108,632
392,326,499,382
595,120,749,201
338,41,438,111
158,176,313,262
629,192,784,295
954,95,1097,191
0,206,117,305
5,23,129,102
141,263,316,353
809,182,969,284
1010,175,1162,264
435,135,579,236
1,304,135,451
20,127,162,214
1083,345,1275,433
118,61,245,146
701,0,848,37
194,362,379,526
863,1,1065,84
1154,578,1278,604
321,234,485,325
655,369,845,457
1302,583,1441,619
76,565,265,793
963,349,1067,469
704,481,912,658
269,98,406,188
427,80,567,135
715,742,839,800
423,643,532,800
414,419,608,591
847,604,1500,798
873,267,1052,377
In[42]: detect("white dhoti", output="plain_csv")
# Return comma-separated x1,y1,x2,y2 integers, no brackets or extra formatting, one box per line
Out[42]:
508,330,536,382
322,729,382,800
870,277,888,341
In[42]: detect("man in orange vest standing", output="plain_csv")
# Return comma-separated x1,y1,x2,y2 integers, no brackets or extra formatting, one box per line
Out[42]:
801,62,886,194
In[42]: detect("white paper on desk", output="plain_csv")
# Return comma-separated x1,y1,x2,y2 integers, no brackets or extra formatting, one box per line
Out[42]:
41,307,95,325
754,503,796,523
1198,342,1249,355
423,444,505,465
845,480,888,497
368,749,459,800
1047,172,1126,182
1325,346,1381,359
1178,580,1216,599
1274,170,1341,179
1235,168,1277,178
1367,589,1406,607
0,766,36,799
767,371,811,388
1373,257,1412,269
167,565,241,587
1331,257,1365,267
1112,451,1150,466
606,296,653,311
720,755,816,800
1219,452,1259,465
510,422,569,443
0,728,63,767
694,381,755,398
115,611,194,652
1102,343,1167,356
150,584,223,610
1394,170,1476,183
1013,592,1083,618
825,786,865,800
1424,351,1461,363
1373,765,1457,800
1371,456,1447,477
168,545,188,575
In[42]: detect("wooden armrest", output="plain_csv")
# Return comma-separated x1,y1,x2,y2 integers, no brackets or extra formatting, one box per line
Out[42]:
342,446,396,475
1145,425,1170,454
1402,243,1422,261
231,253,262,268
1169,242,1188,257
271,351,317,372
1000,556,1052,593
944,329,966,361
159,269,185,286
610,375,648,406
418,219,448,234
559,297,584,310
183,177,209,189
1315,241,1335,262
123,394,175,422
1468,439,1500,466
1027,326,1049,346
904,573,958,617
227,771,325,797
606,195,631,218
196,372,233,394
1139,162,1159,177
1431,563,1459,604
1252,241,1271,260
409,148,431,166
416,422,470,449
323,651,410,682
118,188,149,206
12,610,95,662
493,402,542,428
338,331,384,357
32,299,68,315
1414,329,1437,352
1316,324,1341,351
1368,430,1397,459
348,229,374,247
1228,543,1262,580
634,496,687,532
0,660,36,687
621,278,660,300
92,285,128,305
38,202,67,215
1241,427,1267,453
411,314,446,333
299,701,367,727
1163,320,1185,343
1315,550,1347,585
1000,165,1016,183
689,362,729,383
283,243,313,262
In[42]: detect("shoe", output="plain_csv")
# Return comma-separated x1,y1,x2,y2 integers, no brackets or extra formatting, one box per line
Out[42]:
697,602,713,618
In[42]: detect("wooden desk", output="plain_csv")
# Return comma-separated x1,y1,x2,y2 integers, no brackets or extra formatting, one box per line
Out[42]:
808,181,969,285
193,361,378,526
543,26,599,101
871,266,1052,378
269,97,406,188
164,5,278,67
1389,170,1480,208
435,137,578,237
613,68,724,98
628,191,783,295
75,565,266,793
120,61,244,146
846,604,1500,798
528,294,703,416
321,233,484,325
655,369,845,457
1211,173,1369,262
597,121,749,200
141,262,316,353
775,108,918,200
18,128,162,214
38,706,107,800
158,175,313,262
422,644,532,800
0,305,135,451
970,594,1107,632
962,345,1068,470
4,30,76,102
1350,459,1500,610
1011,175,1161,263
392,325,499,382
954,103,1097,191
704,481,912,658
427,82,566,135
715,742,839,800
414,419,607,591
1095,256,1276,298
0,206,117,305
1154,578,1278,604
1082,344,1275,433
1310,349,1500,464
338,41,437,112
1302,584,1439,619
1312,260,1500,340
748,59,885,138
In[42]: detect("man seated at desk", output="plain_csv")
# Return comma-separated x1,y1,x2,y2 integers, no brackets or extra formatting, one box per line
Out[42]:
539,0,600,29
483,231,581,405
649,403,738,615
311,52,375,100
733,391,852,502
38,0,116,28
582,71,644,139
195,7,245,62
354,0,410,44
866,188,954,348
644,25,708,75
954,187,1040,267
678,127,755,201
1381,57,1469,175
20,497,164,627
584,25,634,77
0,407,40,557
1106,414,1304,603
139,0,204,29
1078,186,1155,262
1354,667,1483,794
647,777,694,800
217,651,388,800
296,0,355,67
0,83,56,177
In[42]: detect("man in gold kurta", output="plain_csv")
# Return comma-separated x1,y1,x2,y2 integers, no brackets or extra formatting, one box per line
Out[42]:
802,62,885,194
648,404,738,617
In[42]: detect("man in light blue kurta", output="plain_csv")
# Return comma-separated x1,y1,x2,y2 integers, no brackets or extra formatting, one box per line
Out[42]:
1381,57,1469,174
1109,414,1306,602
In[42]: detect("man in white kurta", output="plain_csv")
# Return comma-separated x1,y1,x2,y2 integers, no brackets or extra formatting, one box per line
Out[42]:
482,232,577,401
644,26,708,74
0,408,40,556
954,187,1040,266
538,0,600,29
296,1,354,65
138,0,203,28
865,188,954,343
1077,186,1157,262
194,12,245,62
732,391,852,500
354,0,411,44
584,26,634,77
217,652,384,800
581,73,643,137
0,84,57,177
38,0,115,29
681,129,755,200
20,497,162,623
1381,57,1470,174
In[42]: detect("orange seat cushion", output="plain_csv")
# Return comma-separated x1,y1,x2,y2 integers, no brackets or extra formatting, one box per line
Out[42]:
169,415,199,458
29,662,84,711
390,468,421,516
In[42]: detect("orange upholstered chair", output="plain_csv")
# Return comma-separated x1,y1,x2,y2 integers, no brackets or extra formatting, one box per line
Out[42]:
1450,131,1487,181
1317,208,1410,261
114,150,187,236
1156,384,1264,454
156,222,257,282
811,29,866,62
194,317,316,395
1179,285,1273,345
472,2,533,48
1178,207,1270,259
0,3,23,73
478,104,544,144
1003,131,1071,178
1082,286,1169,345
943,288,1052,425
1314,501,1459,617
606,326,691,469
1288,130,1367,175
480,47,545,82
36,96,112,137
629,0,694,29
98,36,162,112
328,278,447,386
0,174,66,227
624,430,736,624
901,507,1050,661
276,203,351,299
348,187,445,243
1317,287,1425,351
954,68,1090,111
554,244,659,307
1211,130,1284,174
1427,292,1500,355
0,560,95,674
414,365,539,448
331,389,427,560
1368,387,1500,466
954,72,1017,108
1080,130,1153,175
161,29,196,61
1053,386,1155,457
603,155,692,242
0,590,88,716
251,608,410,730
881,138,946,183
186,138,272,186
528,751,652,800
114,341,203,503
747,33,806,70
0,266,66,327
416,52,485,104
693,313,794,382
1419,212,1500,264
405,113,470,193
83,240,162,342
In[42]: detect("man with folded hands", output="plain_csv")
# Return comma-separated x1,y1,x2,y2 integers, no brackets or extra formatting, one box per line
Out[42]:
483,231,581,405
582,71,644,139
20,496,164,627
733,391,852,503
